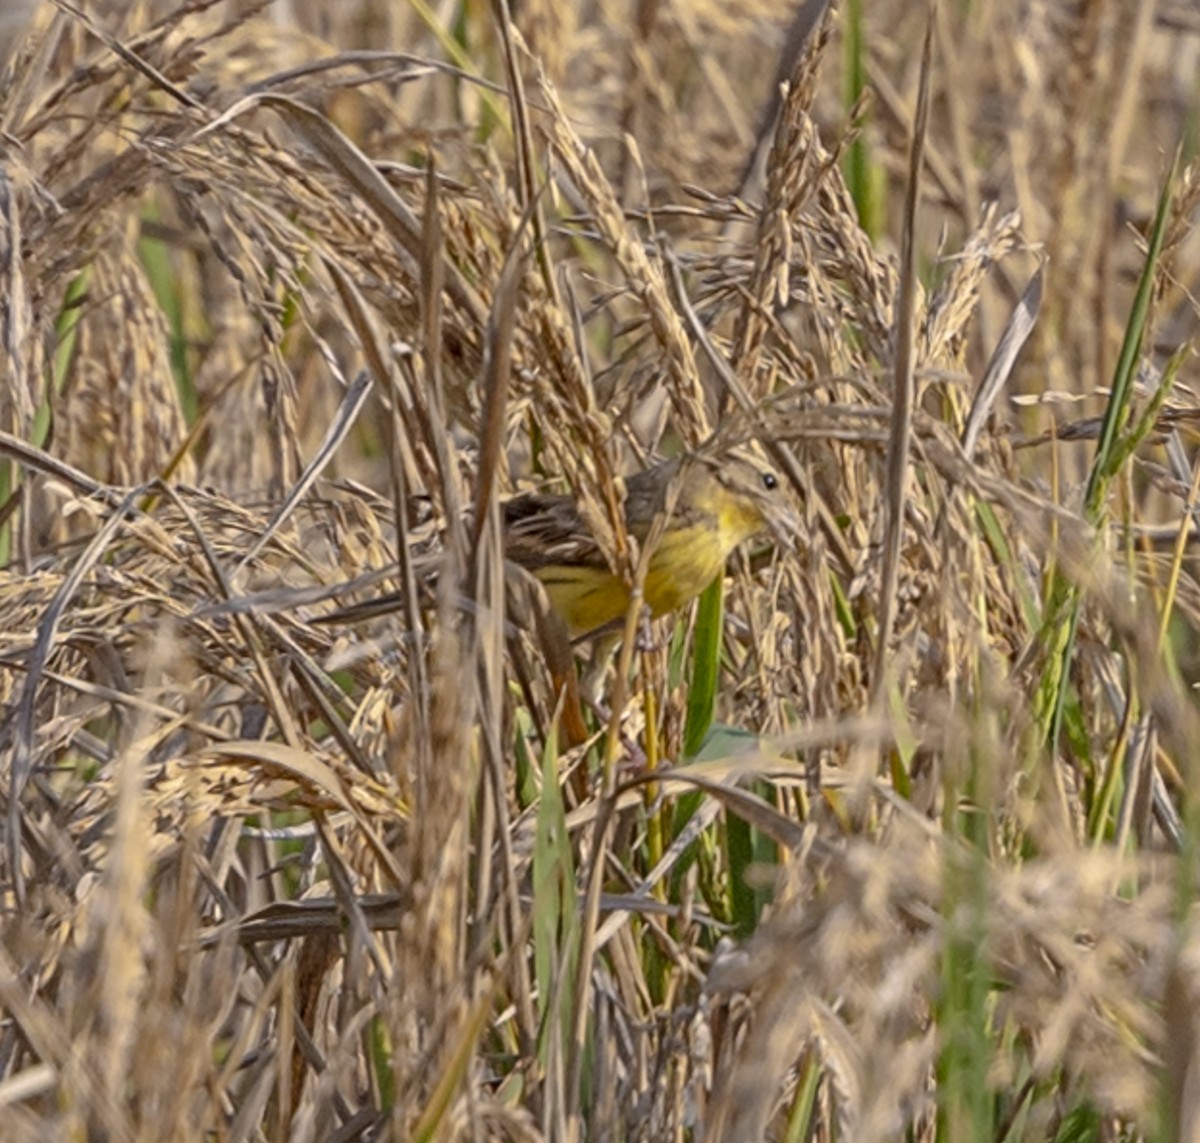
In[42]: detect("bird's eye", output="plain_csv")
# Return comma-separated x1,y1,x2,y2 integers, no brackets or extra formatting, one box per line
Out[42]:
761,471,778,491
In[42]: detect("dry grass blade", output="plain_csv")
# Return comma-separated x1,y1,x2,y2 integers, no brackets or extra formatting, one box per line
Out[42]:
51,0,202,111
0,430,114,500
7,483,145,900
472,234,524,550
536,66,711,443
961,262,1043,460
3,3,1200,1139
729,14,831,399
491,0,556,301
0,170,33,441
253,92,488,327
625,766,808,850
235,370,373,572
735,0,832,199
872,5,935,700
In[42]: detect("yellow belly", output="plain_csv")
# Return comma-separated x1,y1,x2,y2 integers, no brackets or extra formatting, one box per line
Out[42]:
536,565,631,636
535,523,727,638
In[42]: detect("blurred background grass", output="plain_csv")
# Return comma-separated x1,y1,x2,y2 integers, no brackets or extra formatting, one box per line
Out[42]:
1,1,1200,1140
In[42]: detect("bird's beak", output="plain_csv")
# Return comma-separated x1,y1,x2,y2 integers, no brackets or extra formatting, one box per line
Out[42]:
764,500,801,553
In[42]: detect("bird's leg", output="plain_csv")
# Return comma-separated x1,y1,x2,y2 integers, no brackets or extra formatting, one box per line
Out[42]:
634,606,659,653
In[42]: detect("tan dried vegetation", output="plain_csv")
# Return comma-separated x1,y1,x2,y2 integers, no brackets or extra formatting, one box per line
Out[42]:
0,1,1199,1140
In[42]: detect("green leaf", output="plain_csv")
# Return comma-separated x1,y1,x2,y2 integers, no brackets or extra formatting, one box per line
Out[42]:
532,725,578,1063
684,575,723,758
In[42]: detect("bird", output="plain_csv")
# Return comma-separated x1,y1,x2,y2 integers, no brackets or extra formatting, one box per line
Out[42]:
321,446,797,640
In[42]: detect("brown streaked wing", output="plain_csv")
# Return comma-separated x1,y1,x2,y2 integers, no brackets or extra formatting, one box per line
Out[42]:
503,492,608,572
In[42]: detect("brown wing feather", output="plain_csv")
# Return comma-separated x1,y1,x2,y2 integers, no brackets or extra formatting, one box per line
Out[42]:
504,458,687,570
503,493,606,571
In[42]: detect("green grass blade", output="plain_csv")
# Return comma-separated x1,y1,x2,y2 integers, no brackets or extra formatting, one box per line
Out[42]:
1039,152,1178,760
684,576,723,758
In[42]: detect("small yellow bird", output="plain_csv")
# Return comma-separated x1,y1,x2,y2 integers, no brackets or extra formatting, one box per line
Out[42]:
504,450,796,638
323,448,797,639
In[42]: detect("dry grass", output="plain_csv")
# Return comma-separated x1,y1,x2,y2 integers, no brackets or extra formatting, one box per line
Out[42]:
2,1,1200,1140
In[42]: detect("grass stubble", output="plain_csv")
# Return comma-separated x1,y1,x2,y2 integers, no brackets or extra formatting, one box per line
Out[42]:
0,1,1198,1140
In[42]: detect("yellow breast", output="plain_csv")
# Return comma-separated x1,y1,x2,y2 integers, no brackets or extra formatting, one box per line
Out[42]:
534,523,726,638
532,472,767,637
642,523,728,617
